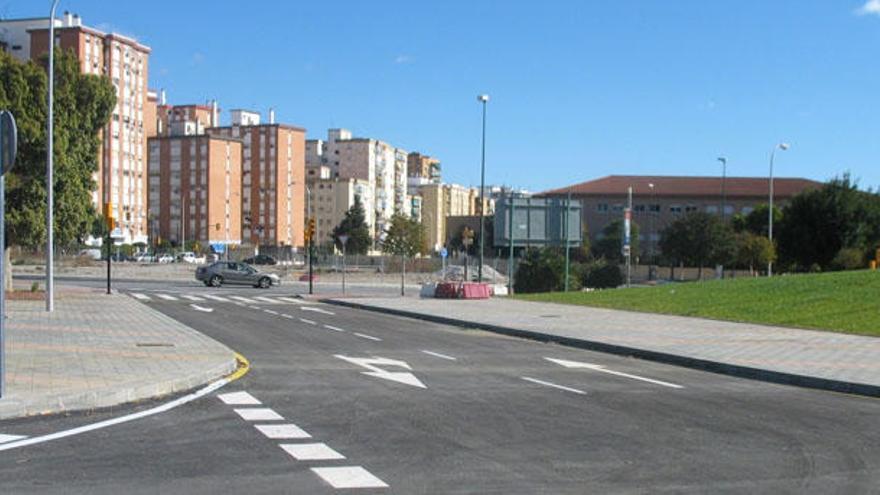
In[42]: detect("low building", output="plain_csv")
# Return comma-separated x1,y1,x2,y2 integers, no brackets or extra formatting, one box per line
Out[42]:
306,176,373,249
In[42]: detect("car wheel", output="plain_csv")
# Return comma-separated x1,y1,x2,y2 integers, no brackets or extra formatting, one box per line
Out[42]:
209,275,223,287
257,277,271,289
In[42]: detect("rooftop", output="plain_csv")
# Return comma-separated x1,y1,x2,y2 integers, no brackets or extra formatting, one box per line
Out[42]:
540,175,823,198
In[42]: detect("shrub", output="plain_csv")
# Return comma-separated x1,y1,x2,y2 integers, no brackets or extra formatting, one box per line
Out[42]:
832,248,865,271
583,260,623,289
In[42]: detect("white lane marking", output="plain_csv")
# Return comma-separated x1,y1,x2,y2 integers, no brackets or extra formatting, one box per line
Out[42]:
234,408,284,421
190,304,214,313
421,350,457,361
217,391,261,405
254,424,311,439
281,314,294,319
311,466,389,489
521,376,586,395
156,294,178,301
264,309,279,315
234,302,245,307
230,296,258,304
203,294,230,302
299,318,317,325
354,332,382,341
334,355,426,389
182,295,205,301
301,306,335,315
323,324,346,332
0,434,27,444
0,377,230,452
280,442,346,461
544,357,684,389
131,293,151,301
277,297,306,304
254,296,279,304
249,305,261,310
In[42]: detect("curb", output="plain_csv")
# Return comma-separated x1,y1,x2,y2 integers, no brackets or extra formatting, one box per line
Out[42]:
323,298,880,399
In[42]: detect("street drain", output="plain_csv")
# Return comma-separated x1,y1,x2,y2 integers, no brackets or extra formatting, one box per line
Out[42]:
136,342,175,348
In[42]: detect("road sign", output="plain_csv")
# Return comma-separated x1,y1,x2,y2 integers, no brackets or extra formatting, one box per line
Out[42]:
338,234,349,246
0,111,17,175
440,247,448,258
623,208,632,247
210,243,227,254
110,227,125,240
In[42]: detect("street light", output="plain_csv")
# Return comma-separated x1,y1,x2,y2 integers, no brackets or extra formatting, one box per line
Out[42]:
717,157,727,221
768,143,789,276
648,182,656,280
46,0,61,312
477,93,489,283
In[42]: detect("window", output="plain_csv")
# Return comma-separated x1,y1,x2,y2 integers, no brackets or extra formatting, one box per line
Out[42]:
670,205,683,214
596,203,609,212
685,205,698,213
649,204,661,212
612,204,624,212
634,204,646,212
706,205,719,214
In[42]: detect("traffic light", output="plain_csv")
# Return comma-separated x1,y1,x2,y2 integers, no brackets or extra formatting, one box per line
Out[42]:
305,217,316,244
102,202,115,231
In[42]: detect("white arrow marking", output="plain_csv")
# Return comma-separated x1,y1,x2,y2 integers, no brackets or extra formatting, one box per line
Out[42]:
334,355,426,389
0,434,27,444
190,304,214,313
301,306,335,315
544,357,684,389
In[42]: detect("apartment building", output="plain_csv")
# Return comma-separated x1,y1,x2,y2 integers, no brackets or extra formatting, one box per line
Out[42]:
407,152,441,181
305,165,373,248
418,183,476,252
306,129,409,243
208,110,306,248
147,128,242,247
2,13,153,244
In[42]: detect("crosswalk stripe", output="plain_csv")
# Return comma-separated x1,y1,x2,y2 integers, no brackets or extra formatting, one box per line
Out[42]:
182,295,205,301
310,466,388,489
230,296,258,303
156,294,178,301
277,297,305,304
202,295,230,302
254,296,279,303
131,293,151,301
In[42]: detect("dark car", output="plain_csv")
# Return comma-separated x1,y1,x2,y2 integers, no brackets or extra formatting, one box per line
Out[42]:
195,261,281,288
243,254,277,265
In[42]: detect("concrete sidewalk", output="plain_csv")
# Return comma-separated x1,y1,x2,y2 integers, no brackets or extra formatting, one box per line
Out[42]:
325,296,880,397
0,287,236,419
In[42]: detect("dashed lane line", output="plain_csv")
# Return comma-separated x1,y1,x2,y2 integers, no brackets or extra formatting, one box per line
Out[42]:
182,295,206,301
249,305,261,310
277,297,306,304
156,294,178,301
311,466,389,489
299,318,317,326
521,376,586,395
353,332,382,342
281,443,346,461
230,296,259,304
323,324,346,332
281,314,294,319
264,309,279,315
421,350,457,361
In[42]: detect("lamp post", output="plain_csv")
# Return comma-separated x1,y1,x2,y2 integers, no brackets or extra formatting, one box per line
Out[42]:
717,157,727,221
46,0,60,312
648,182,655,280
477,94,489,283
768,143,789,276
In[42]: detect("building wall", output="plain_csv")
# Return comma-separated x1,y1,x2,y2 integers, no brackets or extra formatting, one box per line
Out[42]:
308,178,372,248
144,90,158,138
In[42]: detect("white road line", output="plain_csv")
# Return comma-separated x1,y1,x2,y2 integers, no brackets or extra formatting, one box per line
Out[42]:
354,332,381,341
203,295,230,302
311,466,389,489
280,443,346,461
544,357,684,389
156,294,178,301
277,297,305,304
254,296,279,303
323,324,346,332
230,296,258,303
249,305,261,310
0,377,230,452
233,408,284,421
131,293,151,301
234,302,245,306
190,304,214,313
281,314,294,319
421,350,457,361
0,434,27,444
301,306,335,315
182,295,205,301
217,391,261,405
521,376,586,395
299,318,317,325
254,424,311,439
264,309,279,315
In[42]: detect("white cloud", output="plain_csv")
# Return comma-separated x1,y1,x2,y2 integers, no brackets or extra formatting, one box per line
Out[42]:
856,0,880,16
394,54,414,64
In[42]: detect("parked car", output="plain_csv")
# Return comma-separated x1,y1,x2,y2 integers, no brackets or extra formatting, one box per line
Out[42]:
78,248,102,260
195,261,281,288
243,254,277,266
134,253,156,263
157,253,175,263
178,251,207,264
109,253,134,262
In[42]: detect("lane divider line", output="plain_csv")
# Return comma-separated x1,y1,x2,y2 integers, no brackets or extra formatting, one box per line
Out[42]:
323,325,345,332
521,376,586,395
421,350,457,361
353,332,382,342
299,318,317,325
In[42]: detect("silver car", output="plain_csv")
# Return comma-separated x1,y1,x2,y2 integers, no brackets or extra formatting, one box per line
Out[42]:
195,261,281,288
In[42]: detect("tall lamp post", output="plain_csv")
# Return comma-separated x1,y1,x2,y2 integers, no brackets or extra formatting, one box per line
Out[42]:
717,157,727,221
46,0,60,312
477,94,489,283
767,143,789,276
648,182,655,280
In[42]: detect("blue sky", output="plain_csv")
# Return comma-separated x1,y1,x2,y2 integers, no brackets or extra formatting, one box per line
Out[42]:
6,1,880,192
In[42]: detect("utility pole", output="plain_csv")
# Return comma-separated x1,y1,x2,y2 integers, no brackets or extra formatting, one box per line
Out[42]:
507,192,515,295
625,186,633,288
564,189,571,291
477,94,489,283
46,0,61,313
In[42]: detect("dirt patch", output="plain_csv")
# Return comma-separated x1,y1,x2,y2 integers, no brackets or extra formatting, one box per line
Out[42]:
7,291,47,300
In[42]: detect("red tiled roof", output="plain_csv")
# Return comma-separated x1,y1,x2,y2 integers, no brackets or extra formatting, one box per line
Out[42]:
540,175,823,198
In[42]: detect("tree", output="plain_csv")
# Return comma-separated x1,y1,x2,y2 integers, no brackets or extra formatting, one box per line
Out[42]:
733,204,783,237
735,233,775,276
659,212,735,279
592,219,639,263
331,196,371,254
381,213,425,257
0,50,115,253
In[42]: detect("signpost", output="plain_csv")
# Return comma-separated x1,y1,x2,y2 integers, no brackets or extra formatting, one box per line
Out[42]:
462,227,474,282
1,110,19,398
103,203,117,295
338,234,349,295
440,247,448,275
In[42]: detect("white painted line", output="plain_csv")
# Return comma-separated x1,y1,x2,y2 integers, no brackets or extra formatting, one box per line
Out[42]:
421,350,457,361
234,302,245,307
354,332,381,341
190,304,214,313
0,434,27,444
249,305,261,310
521,376,586,395
301,306,335,315
182,295,205,301
233,408,284,421
217,391,261,405
281,314,294,319
334,355,427,389
323,324,346,332
254,424,311,439
230,296,258,304
264,309,279,315
203,294,230,302
0,377,230,452
254,296,279,303
156,294,178,301
299,318,317,325
544,357,684,389
311,466,389,489
277,297,305,304
131,293,151,301
280,443,346,461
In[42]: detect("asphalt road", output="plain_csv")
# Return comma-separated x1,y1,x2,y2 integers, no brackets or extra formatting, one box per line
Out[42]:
1,282,879,493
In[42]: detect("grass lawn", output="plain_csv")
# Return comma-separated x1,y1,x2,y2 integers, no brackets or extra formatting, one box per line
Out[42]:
514,270,880,336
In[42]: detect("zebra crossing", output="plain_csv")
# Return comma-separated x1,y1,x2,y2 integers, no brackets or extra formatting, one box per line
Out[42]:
128,291,311,306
